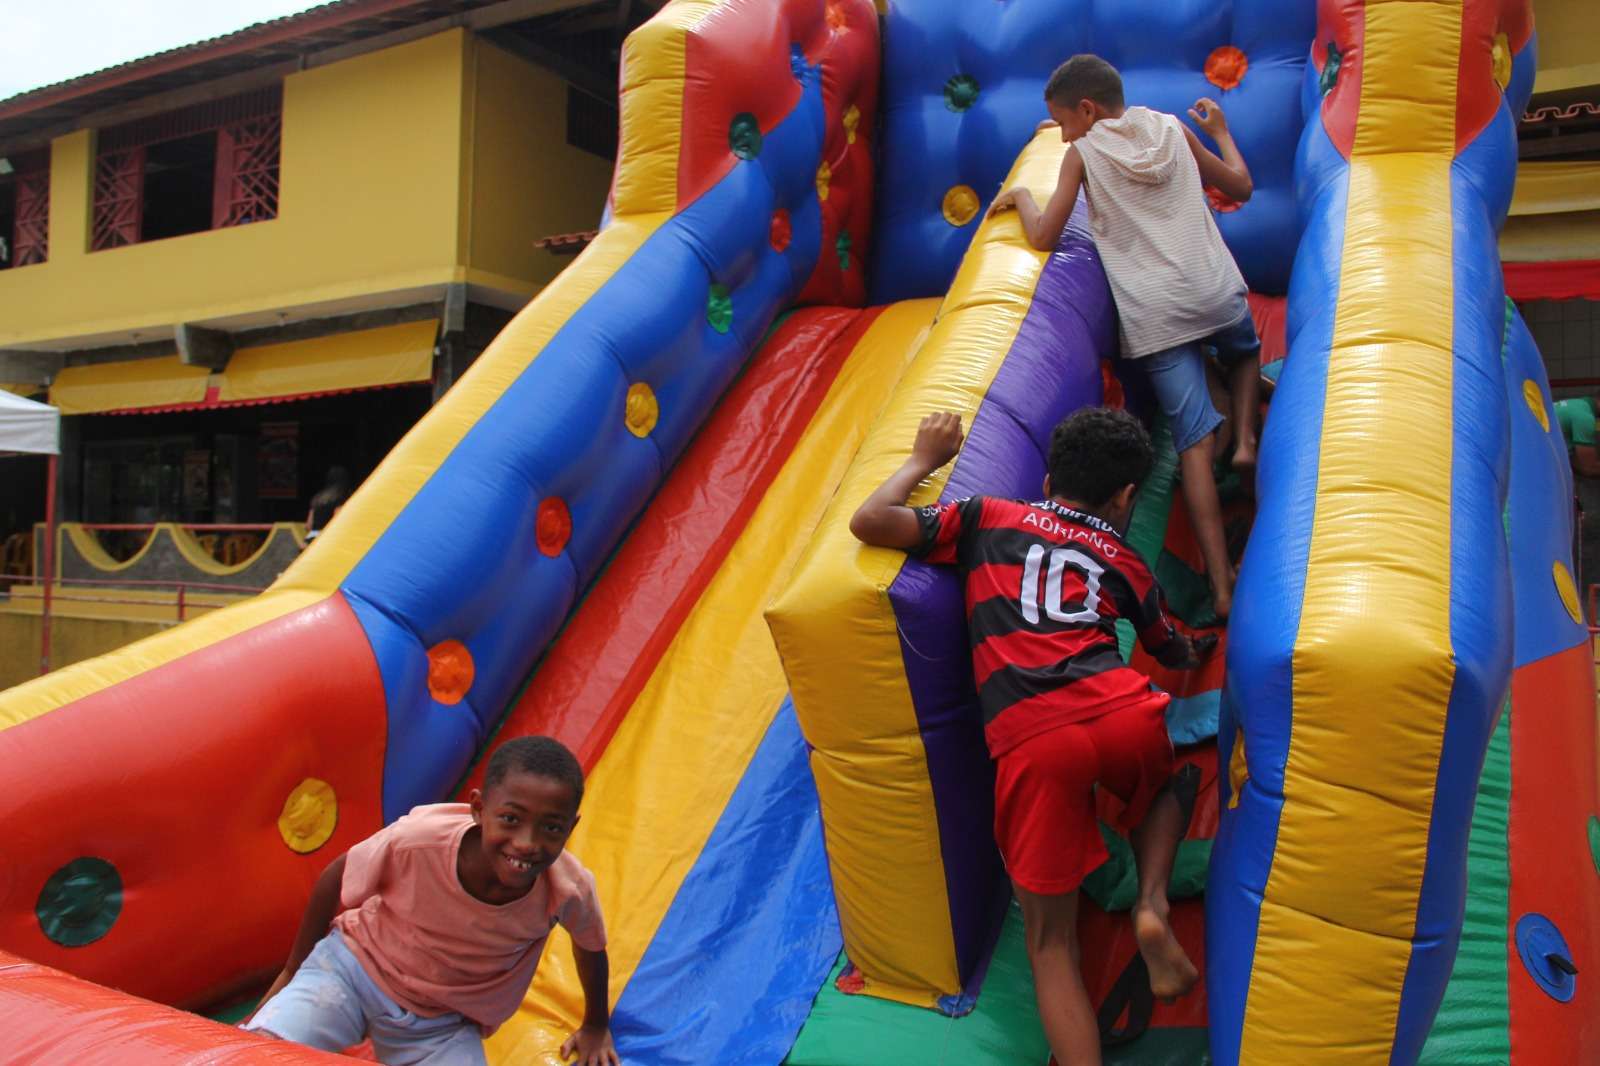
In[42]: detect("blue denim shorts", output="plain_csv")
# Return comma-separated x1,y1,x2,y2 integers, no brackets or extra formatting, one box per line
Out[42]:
243,931,486,1066
1142,309,1261,454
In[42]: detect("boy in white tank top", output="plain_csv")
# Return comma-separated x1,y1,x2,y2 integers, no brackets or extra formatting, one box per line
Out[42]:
988,55,1259,619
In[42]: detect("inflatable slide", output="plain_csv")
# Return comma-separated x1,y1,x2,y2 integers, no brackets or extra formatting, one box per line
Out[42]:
2,2,1596,1065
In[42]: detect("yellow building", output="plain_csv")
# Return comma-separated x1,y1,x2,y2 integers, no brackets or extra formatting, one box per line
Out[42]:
0,0,653,682
1504,0,1600,396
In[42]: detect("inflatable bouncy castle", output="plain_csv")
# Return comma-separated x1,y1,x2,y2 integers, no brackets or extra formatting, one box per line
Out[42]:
1,2,1595,1064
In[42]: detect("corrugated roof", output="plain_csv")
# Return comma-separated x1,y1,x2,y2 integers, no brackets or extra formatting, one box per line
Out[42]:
1,2,346,110
0,0,499,149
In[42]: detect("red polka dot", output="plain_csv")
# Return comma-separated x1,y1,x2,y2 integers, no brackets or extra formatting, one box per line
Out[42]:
1206,186,1242,213
1205,46,1248,91
536,497,571,557
836,965,866,994
770,209,792,252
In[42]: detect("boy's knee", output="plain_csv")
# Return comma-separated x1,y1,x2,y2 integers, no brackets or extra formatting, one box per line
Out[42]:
1018,893,1079,954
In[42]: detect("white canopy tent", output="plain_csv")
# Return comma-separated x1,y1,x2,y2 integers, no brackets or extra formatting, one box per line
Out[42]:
0,388,60,675
0,388,59,457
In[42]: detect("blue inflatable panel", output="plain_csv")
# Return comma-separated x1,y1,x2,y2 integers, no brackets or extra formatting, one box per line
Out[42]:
1504,307,1589,668
611,700,841,1066
870,0,1315,304
339,59,834,820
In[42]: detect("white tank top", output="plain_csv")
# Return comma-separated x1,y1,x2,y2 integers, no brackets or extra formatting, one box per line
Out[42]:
1073,107,1248,358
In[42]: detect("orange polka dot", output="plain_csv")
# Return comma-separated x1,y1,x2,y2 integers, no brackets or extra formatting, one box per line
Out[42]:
825,1,848,32
1205,45,1249,91
536,497,571,557
770,209,792,252
427,640,475,705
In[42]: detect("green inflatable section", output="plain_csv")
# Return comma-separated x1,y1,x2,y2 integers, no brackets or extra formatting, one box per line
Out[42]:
784,901,1049,1066
1418,700,1512,1063
785,899,1212,1065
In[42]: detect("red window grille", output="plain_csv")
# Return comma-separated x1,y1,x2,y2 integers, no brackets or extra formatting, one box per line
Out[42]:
92,86,281,250
11,150,49,266
213,113,281,228
92,147,144,250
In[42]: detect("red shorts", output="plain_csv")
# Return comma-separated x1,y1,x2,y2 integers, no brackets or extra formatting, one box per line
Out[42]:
993,693,1175,895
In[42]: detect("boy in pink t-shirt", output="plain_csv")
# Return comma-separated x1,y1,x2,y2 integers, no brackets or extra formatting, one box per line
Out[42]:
245,737,616,1066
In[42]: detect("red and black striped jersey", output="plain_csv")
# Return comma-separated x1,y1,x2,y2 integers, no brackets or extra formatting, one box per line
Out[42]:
910,495,1178,756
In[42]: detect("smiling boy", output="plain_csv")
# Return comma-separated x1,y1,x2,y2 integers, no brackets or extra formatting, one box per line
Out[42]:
245,736,617,1066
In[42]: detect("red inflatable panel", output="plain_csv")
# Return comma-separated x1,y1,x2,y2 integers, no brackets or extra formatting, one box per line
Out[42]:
0,948,350,1064
0,592,387,1009
1078,898,1209,1030
1314,0,1366,159
1507,642,1600,1063
462,306,882,788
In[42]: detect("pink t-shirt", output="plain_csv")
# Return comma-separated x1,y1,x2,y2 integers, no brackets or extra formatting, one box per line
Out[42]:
332,803,606,1034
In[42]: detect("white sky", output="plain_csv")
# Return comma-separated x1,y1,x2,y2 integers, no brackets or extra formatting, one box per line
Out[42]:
0,1,327,100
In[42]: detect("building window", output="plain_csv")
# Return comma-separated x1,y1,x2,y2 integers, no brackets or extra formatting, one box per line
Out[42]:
0,149,50,268
567,86,618,160
91,86,281,252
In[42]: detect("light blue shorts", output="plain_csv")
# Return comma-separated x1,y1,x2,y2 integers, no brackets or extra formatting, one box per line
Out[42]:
243,931,487,1066
1141,308,1261,454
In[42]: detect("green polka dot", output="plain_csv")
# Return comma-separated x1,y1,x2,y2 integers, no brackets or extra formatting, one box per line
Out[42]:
707,283,733,334
836,230,852,272
1320,42,1342,97
1588,815,1600,879
37,857,122,947
729,113,762,160
944,74,980,113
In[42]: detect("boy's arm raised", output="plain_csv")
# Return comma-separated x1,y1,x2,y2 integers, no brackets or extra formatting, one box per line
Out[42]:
989,148,1085,253
1184,98,1253,203
245,852,347,1022
849,413,965,550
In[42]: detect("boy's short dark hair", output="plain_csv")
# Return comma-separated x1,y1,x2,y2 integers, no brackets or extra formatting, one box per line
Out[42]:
484,735,584,807
1048,408,1154,506
1044,55,1125,111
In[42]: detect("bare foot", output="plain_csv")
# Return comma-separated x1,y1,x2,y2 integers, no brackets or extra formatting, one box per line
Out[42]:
1133,902,1199,1001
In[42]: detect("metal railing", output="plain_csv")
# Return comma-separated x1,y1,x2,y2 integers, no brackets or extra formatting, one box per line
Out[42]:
1,573,264,622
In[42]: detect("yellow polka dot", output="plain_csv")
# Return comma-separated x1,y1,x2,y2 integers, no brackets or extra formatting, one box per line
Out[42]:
1523,379,1550,432
942,185,979,227
625,382,659,438
1492,32,1511,90
278,778,337,854
843,105,861,146
815,162,832,202
1554,561,1583,625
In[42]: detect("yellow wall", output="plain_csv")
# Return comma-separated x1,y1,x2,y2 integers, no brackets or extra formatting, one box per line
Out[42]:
463,38,614,297
0,31,472,347
1502,161,1600,262
1534,0,1600,93
0,612,167,691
